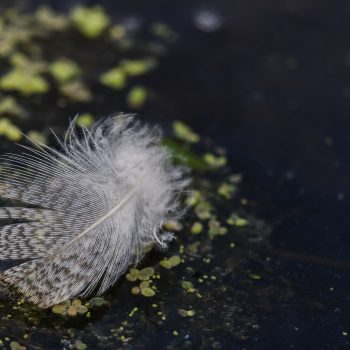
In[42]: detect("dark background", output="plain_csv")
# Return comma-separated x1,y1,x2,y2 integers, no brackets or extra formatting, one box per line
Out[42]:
3,1,350,349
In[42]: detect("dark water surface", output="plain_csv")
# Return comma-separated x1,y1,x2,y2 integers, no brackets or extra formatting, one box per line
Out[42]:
0,1,350,349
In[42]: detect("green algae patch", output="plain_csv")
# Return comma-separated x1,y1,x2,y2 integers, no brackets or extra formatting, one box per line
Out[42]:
70,6,109,38
173,121,200,143
100,68,126,90
49,58,81,83
127,86,147,109
0,68,49,95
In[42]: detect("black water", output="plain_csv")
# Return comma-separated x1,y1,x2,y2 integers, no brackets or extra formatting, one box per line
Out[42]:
2,1,350,349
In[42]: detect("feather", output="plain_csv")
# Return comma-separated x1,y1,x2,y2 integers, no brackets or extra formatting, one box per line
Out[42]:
0,115,188,308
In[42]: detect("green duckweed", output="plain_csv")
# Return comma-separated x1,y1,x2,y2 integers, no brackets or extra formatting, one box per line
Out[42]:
227,213,248,227
35,6,69,31
141,287,155,297
0,118,22,141
100,68,126,90
74,340,87,350
138,267,155,280
0,96,24,116
27,130,47,145
191,222,203,234
218,182,236,199
120,58,156,76
194,201,212,220
70,6,109,38
60,80,92,102
49,58,81,83
164,220,183,231
173,121,200,143
168,255,181,267
127,86,147,109
0,68,49,95
203,153,227,168
76,113,94,128
208,218,227,237
178,309,195,317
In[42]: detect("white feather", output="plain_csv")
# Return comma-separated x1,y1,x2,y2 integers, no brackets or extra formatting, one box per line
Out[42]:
0,115,188,308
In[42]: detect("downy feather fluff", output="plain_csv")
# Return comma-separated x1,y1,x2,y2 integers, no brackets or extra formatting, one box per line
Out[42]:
0,115,187,308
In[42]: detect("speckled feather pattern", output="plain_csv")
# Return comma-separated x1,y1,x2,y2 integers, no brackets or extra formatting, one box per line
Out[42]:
0,115,187,308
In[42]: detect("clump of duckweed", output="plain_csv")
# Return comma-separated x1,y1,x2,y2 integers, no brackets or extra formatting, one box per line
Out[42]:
191,222,203,234
0,68,49,95
0,96,24,117
127,86,147,109
180,280,196,294
100,68,126,90
9,341,26,350
51,299,88,317
164,220,183,231
27,130,48,145
73,340,87,350
126,267,157,297
208,218,228,237
178,309,195,317
0,118,22,141
160,255,181,269
70,6,109,38
203,152,227,168
76,113,95,128
49,58,81,83
173,121,200,143
217,182,236,199
227,213,249,227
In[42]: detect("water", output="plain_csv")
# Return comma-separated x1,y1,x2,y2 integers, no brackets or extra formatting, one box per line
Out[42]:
0,1,349,349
